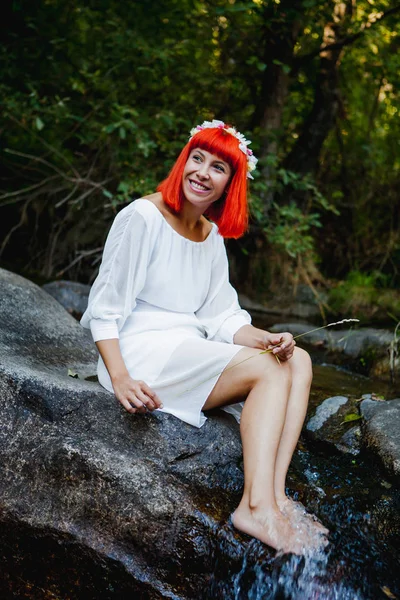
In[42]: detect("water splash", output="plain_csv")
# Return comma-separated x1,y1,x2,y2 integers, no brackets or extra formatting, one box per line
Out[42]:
207,448,400,600
210,537,368,600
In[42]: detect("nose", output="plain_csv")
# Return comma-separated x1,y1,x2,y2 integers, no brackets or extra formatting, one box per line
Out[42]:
196,161,210,179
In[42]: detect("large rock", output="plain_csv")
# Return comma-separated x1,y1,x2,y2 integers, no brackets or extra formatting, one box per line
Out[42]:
0,267,247,599
42,279,91,319
360,397,400,478
270,321,397,379
2,269,400,598
239,284,325,320
270,322,393,358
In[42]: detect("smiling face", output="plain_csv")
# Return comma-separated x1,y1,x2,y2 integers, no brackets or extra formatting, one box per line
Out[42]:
181,148,232,209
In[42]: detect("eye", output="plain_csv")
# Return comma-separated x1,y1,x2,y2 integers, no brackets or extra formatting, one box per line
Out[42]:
214,163,226,173
192,154,202,162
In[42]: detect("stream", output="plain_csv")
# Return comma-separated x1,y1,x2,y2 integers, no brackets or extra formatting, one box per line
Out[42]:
206,339,400,600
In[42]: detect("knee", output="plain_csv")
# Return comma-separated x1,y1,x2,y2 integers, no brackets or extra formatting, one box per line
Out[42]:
291,347,313,386
251,352,293,389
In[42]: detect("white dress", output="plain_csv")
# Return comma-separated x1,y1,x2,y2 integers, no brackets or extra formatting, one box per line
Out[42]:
80,198,252,427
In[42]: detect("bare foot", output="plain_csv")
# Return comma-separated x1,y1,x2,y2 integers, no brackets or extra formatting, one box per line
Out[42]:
232,502,312,555
277,497,329,537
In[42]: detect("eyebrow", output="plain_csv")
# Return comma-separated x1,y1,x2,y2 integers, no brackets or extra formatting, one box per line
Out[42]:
194,150,229,168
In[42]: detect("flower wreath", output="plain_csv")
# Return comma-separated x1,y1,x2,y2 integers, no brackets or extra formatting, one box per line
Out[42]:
189,119,258,179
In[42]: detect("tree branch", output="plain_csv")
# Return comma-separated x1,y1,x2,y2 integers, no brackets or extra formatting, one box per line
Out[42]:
55,247,104,278
0,175,58,203
4,149,111,192
8,115,81,179
0,199,32,256
294,5,400,68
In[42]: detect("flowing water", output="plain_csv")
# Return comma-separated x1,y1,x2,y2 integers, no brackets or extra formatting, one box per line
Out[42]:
207,350,400,600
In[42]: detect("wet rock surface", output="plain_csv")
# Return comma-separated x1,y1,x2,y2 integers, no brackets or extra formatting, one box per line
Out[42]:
307,395,349,432
0,267,245,599
305,389,400,470
305,395,362,455
360,396,400,478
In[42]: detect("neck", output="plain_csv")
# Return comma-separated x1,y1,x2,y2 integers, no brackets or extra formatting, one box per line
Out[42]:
178,198,213,230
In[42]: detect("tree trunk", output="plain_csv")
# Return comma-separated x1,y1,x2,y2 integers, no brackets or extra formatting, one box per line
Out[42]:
250,3,304,216
284,2,351,175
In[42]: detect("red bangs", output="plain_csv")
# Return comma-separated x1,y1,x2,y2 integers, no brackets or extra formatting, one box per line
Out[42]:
157,127,249,239
187,128,244,170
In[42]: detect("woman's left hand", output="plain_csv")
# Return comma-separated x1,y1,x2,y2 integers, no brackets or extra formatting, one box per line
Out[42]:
262,331,296,362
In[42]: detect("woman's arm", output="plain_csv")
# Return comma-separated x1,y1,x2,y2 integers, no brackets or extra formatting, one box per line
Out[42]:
96,339,163,414
233,324,295,361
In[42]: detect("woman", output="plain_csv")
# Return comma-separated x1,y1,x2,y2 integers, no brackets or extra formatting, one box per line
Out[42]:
81,120,327,554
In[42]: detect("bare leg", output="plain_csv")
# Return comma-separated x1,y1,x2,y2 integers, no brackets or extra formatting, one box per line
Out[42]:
204,349,309,554
273,348,312,502
233,369,301,553
272,349,329,536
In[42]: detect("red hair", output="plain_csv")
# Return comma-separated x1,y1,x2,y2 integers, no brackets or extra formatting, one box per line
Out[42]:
157,127,249,238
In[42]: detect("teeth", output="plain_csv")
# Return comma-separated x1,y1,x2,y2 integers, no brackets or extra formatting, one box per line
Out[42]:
190,180,208,191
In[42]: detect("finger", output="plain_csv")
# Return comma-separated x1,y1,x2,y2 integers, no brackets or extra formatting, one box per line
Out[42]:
265,334,282,346
141,383,163,409
126,394,148,413
133,385,158,411
119,398,139,414
135,389,157,411
276,348,292,361
272,344,285,354
280,342,294,354
280,336,295,352
275,344,291,355
134,381,159,410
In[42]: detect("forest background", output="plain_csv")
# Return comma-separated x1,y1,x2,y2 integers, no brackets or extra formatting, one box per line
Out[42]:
1,0,399,323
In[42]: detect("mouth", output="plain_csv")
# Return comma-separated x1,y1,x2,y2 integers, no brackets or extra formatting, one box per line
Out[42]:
188,179,211,193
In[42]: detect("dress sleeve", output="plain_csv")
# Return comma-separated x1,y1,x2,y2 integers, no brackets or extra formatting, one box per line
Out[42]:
195,233,252,344
80,206,151,342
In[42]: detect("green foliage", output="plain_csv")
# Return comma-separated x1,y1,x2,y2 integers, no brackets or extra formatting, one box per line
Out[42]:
0,0,399,291
250,160,337,261
329,271,381,312
328,270,400,318
267,203,321,259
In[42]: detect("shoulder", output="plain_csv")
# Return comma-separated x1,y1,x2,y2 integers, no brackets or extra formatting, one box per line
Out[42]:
211,224,225,246
113,197,162,235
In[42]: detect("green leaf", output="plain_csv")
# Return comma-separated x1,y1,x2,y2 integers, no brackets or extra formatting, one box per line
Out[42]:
117,181,131,194
35,117,44,131
341,413,362,425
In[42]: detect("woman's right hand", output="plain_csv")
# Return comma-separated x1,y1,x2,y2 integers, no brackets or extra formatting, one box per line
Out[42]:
111,373,163,414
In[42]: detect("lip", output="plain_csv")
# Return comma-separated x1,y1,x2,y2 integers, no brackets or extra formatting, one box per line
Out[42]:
187,179,211,194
